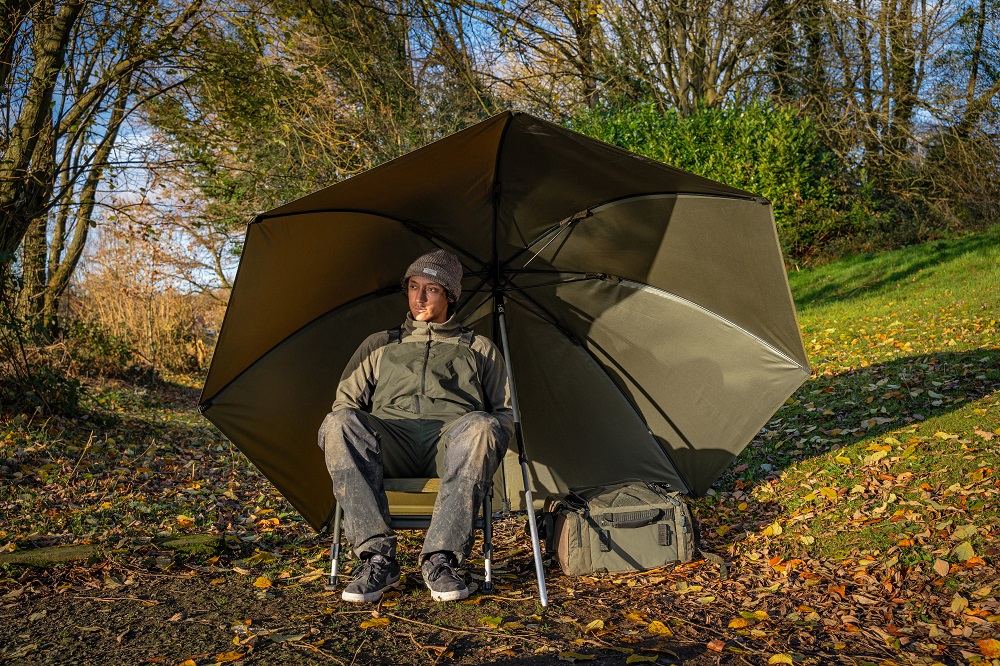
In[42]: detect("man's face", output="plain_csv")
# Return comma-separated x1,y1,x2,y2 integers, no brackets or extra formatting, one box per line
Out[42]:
407,275,451,323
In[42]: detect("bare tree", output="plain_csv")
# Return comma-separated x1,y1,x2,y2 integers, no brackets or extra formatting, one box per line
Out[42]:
1,0,206,334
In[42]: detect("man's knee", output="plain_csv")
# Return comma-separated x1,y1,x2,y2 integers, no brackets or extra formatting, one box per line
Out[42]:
321,407,360,432
448,411,499,441
444,412,506,464
318,408,364,452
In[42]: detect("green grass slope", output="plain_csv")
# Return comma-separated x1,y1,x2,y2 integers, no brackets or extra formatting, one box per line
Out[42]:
692,226,1000,657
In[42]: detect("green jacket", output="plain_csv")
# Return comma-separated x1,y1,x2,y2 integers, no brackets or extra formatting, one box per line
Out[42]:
332,314,515,435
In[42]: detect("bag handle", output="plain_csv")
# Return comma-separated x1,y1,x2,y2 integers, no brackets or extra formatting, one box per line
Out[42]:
601,508,663,529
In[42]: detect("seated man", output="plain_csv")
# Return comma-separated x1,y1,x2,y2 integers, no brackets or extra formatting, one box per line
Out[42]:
318,249,513,603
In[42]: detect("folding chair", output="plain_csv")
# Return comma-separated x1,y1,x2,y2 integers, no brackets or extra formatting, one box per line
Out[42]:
325,478,495,593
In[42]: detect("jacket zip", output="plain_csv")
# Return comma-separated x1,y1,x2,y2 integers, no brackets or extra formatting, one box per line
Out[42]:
418,338,431,414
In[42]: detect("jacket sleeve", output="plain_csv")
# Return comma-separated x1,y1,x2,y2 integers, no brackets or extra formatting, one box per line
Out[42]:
331,332,388,412
474,338,515,440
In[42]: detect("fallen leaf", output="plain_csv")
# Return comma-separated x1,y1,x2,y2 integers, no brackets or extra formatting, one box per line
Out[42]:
741,610,770,621
252,576,272,588
954,541,975,561
360,617,390,629
729,617,750,629
951,594,969,615
299,570,324,584
624,611,647,623
558,651,595,662
979,638,1000,658
625,655,659,664
4,644,38,659
647,621,673,636
768,655,794,665
763,522,783,537
176,515,195,527
951,524,977,540
583,619,604,634
933,559,950,577
214,651,245,663
707,639,726,652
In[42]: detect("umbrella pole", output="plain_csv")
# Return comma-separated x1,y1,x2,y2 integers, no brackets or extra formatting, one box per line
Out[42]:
496,299,549,608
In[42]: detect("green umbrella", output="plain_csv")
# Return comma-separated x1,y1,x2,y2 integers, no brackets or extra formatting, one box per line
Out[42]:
200,110,811,605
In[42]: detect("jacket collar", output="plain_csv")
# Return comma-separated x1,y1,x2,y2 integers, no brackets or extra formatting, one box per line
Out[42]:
402,312,462,340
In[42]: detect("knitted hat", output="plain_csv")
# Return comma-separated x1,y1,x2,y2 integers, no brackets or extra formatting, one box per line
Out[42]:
402,249,463,301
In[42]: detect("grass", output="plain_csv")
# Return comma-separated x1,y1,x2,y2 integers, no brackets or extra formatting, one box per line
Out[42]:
695,226,1000,569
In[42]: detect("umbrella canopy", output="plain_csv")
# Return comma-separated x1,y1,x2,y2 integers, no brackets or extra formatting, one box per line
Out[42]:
200,110,811,532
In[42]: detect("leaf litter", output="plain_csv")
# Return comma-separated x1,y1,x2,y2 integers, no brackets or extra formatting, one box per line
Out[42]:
1,240,999,664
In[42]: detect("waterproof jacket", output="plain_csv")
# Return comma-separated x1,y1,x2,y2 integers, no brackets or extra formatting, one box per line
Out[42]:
332,314,515,435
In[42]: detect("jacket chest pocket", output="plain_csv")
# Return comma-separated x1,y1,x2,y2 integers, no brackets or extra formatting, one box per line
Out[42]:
425,346,483,405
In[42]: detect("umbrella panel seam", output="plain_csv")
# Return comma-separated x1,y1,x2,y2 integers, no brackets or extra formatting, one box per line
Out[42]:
503,288,691,495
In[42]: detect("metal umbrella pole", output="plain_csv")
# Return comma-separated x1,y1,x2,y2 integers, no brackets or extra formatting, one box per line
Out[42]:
495,297,549,608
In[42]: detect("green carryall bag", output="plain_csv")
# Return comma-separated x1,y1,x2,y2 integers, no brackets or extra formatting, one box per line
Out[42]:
542,483,697,576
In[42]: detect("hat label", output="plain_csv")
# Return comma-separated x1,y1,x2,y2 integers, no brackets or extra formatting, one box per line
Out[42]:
422,268,438,276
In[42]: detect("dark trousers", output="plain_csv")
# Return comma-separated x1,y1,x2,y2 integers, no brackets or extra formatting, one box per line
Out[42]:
318,407,507,564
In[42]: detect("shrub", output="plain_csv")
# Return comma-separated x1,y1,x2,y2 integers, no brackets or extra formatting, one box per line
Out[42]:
1,270,82,416
569,103,882,263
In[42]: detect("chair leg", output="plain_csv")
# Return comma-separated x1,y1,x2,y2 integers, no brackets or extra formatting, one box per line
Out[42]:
325,503,343,591
482,490,494,593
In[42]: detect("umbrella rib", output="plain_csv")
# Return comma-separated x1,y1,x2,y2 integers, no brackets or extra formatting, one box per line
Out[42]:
616,279,810,371
504,288,693,495
507,273,807,372
199,285,401,410
256,207,489,272
500,190,766,271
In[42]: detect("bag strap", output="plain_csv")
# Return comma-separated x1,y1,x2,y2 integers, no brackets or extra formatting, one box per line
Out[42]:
644,482,729,580
459,327,475,346
387,326,403,343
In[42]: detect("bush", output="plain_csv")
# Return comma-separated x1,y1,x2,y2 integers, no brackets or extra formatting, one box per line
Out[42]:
1,271,82,416
569,103,895,263
0,367,82,416
63,319,139,377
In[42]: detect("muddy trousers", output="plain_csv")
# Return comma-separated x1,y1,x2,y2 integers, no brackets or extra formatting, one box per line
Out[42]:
318,407,508,565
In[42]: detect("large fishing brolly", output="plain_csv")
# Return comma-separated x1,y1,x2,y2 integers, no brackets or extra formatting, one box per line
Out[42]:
200,111,810,599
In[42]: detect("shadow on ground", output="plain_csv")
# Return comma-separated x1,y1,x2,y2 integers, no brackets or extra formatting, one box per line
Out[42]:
790,230,999,306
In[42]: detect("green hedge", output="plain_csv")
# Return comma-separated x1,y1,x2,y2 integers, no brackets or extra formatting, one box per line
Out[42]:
569,103,891,262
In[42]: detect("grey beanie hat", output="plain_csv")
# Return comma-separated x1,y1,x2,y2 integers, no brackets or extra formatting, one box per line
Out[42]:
402,249,463,301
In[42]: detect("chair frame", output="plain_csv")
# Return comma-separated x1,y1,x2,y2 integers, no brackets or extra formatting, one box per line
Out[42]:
326,480,495,593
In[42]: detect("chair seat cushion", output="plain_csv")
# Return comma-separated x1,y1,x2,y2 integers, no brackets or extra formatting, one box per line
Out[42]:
385,478,439,520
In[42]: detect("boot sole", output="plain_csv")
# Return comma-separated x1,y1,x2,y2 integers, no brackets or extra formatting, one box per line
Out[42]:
341,579,401,603
429,586,470,602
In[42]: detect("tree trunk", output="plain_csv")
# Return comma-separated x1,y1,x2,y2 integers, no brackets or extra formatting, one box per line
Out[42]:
0,0,84,266
886,0,917,158
17,216,47,334
40,76,130,336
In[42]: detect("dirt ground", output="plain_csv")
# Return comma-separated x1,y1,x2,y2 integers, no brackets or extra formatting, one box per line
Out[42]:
1,516,980,666
2,376,997,665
